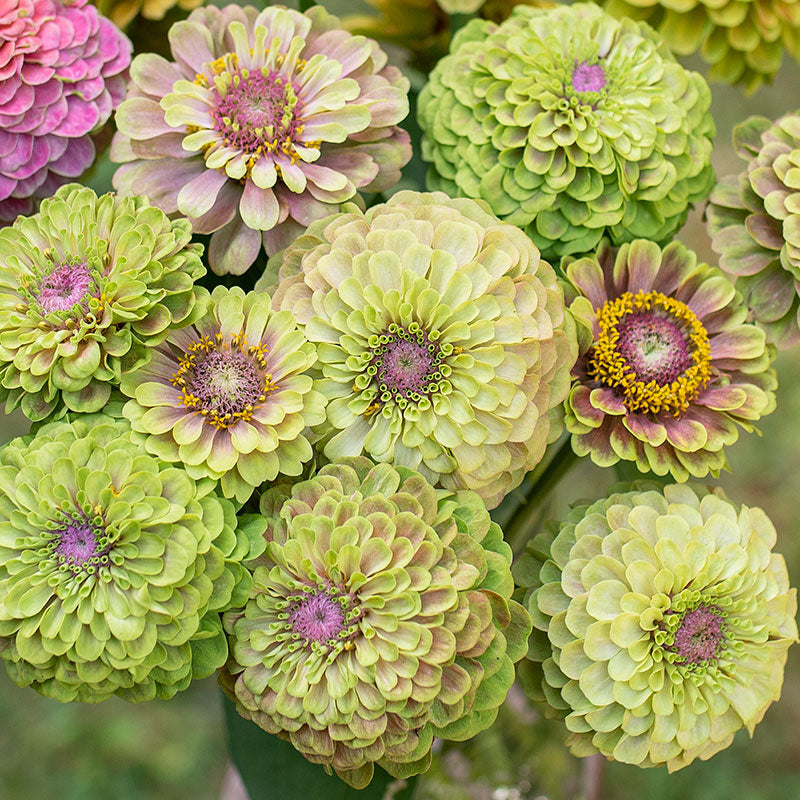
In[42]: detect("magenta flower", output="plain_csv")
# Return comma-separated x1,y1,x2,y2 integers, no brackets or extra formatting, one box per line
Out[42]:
0,0,131,223
111,4,411,274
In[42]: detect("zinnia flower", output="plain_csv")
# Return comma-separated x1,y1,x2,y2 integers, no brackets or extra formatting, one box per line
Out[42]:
221,457,531,789
515,483,798,770
602,0,800,92
121,286,326,503
111,3,412,275
563,239,776,480
0,184,207,421
707,112,800,350
0,414,267,703
0,0,131,223
258,190,577,509
417,2,715,260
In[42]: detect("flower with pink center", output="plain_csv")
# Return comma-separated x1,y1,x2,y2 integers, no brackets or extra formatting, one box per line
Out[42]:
111,4,412,275
0,0,131,222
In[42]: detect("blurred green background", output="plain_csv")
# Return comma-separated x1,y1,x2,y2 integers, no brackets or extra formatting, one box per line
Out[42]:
2,1,800,797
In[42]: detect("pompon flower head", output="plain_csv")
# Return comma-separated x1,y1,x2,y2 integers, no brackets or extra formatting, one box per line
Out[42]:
111,4,412,275
0,414,267,703
0,0,131,223
257,191,577,509
93,0,203,30
601,0,800,92
220,457,531,789
121,286,326,503
514,483,798,770
0,184,207,422
417,3,715,261
563,239,777,480
707,113,800,350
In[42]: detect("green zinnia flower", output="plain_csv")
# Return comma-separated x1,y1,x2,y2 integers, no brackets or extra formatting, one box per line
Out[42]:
515,483,798,771
0,414,266,703
707,112,800,350
257,191,577,509
120,286,327,504
221,457,531,789
0,184,207,421
417,2,715,261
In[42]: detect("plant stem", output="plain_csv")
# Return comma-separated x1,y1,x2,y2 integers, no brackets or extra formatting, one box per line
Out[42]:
450,13,474,37
582,754,605,800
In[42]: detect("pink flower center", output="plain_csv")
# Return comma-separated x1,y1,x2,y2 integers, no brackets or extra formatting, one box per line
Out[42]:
36,262,94,313
290,593,347,643
372,326,441,400
213,68,303,155
187,349,267,419
571,61,606,93
669,605,726,665
615,313,693,385
54,515,108,568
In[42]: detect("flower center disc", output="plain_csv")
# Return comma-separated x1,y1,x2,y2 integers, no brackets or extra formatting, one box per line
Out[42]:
54,515,108,569
36,261,94,313
587,290,711,416
290,593,347,643
571,60,607,93
370,325,442,406
668,605,727,666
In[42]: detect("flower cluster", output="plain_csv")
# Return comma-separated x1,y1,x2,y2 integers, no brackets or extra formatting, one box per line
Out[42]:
515,483,797,770
707,112,800,350
112,3,411,274
221,458,530,788
0,0,131,223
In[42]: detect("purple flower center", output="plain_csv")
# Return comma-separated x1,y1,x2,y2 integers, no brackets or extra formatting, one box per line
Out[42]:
290,593,347,643
213,68,303,155
36,262,94,313
372,326,441,401
571,61,606,93
669,605,726,665
54,517,107,567
615,312,693,385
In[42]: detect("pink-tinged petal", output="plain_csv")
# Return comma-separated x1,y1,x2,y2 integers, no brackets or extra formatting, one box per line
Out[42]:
685,274,735,318
696,385,747,411
745,265,796,322
623,414,667,446
709,327,766,360
263,217,304,256
624,239,662,294
168,21,216,76
239,180,279,231
48,136,94,177
191,178,240,234
176,167,229,219
745,211,783,250
590,387,626,415
172,411,205,445
302,162,348,193
130,53,184,98
139,406,185,434
566,256,608,310
572,418,619,467
116,97,174,140
209,216,262,275
662,416,709,452
52,96,99,136
651,241,692,295
569,384,604,428
206,430,239,473
117,158,206,214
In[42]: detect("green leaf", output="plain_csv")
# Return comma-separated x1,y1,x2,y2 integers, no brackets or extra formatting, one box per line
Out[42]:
222,694,419,800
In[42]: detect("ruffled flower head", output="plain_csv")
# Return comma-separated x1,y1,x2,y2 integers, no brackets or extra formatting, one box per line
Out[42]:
418,2,715,260
0,0,131,222
0,414,267,702
0,184,207,421
563,239,776,480
707,112,800,350
515,483,798,770
258,190,577,508
221,457,531,788
112,3,412,274
121,286,326,503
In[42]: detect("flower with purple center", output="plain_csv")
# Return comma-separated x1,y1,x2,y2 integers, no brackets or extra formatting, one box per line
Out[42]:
111,3,412,275
120,286,326,503
0,184,208,421
221,458,531,788
0,0,131,223
563,239,777,481
515,483,798,770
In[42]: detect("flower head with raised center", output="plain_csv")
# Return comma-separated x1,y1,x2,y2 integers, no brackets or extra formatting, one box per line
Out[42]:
563,239,776,481
0,414,267,703
0,184,208,421
121,286,326,503
111,4,412,275
418,2,715,261
0,0,131,223
258,191,577,508
220,458,531,789
514,483,798,771
707,112,800,350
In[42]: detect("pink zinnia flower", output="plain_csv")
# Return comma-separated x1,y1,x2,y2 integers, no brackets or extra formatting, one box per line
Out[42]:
0,0,131,222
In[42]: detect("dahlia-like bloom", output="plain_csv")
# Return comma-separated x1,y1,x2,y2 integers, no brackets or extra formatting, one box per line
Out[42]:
0,414,267,703
707,113,800,350
0,0,131,223
515,483,798,770
0,184,207,421
111,4,412,275
93,0,202,30
221,458,531,788
563,239,776,480
418,3,715,261
602,0,800,92
121,286,326,503
258,191,577,509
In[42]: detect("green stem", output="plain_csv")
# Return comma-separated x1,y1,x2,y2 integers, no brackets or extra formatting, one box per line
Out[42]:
450,12,474,37
506,435,579,559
